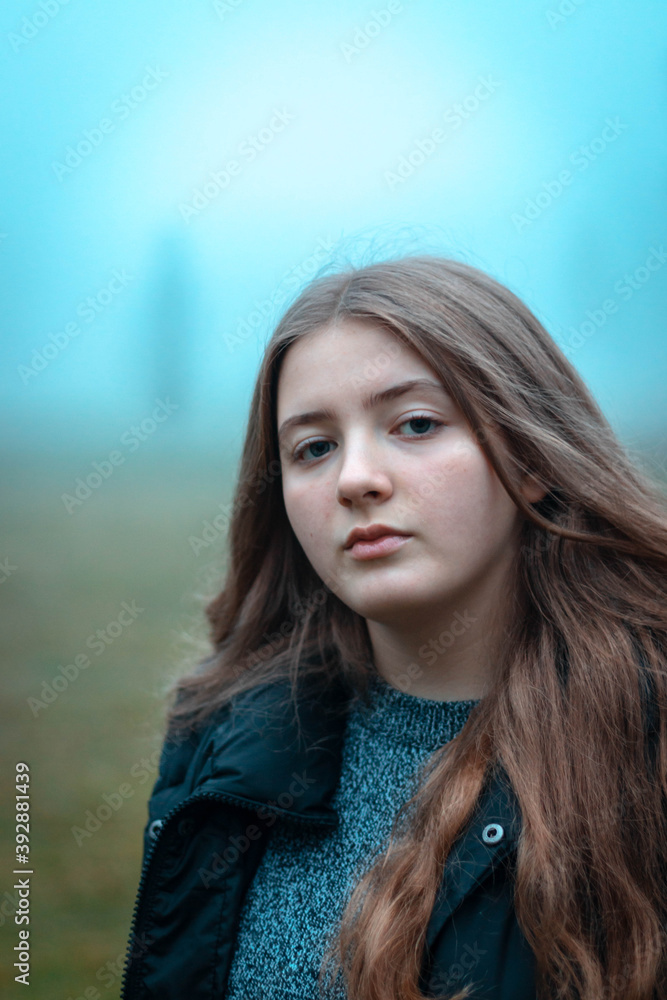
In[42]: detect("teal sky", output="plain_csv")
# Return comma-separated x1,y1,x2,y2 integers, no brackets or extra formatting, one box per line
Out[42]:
2,0,666,452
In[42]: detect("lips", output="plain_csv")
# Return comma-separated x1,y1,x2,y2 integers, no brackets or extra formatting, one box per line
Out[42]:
346,533,412,561
344,523,412,550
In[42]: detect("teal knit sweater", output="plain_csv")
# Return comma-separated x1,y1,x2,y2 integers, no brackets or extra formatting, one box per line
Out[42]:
225,671,480,999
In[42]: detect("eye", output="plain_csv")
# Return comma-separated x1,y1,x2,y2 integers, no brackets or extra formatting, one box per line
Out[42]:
292,438,337,463
290,414,443,464
396,414,443,437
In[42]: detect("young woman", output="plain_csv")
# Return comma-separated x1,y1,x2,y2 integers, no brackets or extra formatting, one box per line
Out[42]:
121,255,667,1000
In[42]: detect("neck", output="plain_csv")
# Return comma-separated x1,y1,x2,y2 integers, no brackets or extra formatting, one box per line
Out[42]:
366,563,518,703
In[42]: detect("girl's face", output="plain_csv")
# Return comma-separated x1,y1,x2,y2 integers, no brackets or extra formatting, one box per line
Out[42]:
276,319,542,630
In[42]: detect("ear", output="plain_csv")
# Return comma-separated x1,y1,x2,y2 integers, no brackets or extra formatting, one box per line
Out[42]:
520,472,549,504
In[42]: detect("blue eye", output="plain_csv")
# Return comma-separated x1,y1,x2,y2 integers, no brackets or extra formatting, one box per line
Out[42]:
293,439,336,462
397,415,442,436
291,414,442,463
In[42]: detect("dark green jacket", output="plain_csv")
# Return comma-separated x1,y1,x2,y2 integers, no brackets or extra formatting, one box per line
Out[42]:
121,675,537,999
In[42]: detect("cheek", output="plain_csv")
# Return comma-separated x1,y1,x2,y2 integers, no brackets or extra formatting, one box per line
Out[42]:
413,452,514,539
283,481,333,553
283,484,308,539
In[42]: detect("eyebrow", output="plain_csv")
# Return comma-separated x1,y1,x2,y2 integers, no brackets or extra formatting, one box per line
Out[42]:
277,378,448,445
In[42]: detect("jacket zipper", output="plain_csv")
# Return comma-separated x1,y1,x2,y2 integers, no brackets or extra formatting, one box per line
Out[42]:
120,787,338,1000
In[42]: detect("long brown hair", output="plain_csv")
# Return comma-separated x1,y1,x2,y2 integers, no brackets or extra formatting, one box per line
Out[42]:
167,255,667,1000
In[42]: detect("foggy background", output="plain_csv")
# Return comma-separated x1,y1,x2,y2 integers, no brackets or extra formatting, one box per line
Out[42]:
1,0,666,995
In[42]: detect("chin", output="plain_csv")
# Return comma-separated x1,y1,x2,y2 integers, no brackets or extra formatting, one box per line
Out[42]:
348,586,432,624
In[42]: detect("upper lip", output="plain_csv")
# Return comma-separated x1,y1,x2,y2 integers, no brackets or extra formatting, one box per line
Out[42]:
344,524,412,549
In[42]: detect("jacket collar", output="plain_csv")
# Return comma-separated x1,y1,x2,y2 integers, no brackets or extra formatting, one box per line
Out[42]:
194,673,521,945
193,672,350,823
423,762,522,948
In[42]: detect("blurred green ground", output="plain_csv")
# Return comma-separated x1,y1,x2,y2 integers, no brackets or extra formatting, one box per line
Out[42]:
1,446,234,999
1,434,665,998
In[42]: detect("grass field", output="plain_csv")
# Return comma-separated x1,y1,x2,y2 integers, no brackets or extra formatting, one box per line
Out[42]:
2,431,665,997
1,445,235,999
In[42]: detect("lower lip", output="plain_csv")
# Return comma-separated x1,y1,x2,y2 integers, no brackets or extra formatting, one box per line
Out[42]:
347,534,412,560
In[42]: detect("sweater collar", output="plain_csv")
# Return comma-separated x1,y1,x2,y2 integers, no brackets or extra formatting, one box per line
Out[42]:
194,672,522,944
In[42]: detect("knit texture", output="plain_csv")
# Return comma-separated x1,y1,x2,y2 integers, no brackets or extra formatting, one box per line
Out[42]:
224,672,480,999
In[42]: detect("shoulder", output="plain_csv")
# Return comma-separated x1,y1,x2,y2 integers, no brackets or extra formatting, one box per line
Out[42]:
144,669,352,822
146,702,233,819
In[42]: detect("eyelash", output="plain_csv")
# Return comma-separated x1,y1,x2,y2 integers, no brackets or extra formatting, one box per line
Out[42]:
291,413,445,464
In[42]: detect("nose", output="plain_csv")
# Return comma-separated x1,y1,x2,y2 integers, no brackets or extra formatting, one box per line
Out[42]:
335,434,393,508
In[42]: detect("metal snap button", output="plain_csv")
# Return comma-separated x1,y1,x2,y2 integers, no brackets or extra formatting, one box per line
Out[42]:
148,819,164,841
177,818,196,837
481,823,504,845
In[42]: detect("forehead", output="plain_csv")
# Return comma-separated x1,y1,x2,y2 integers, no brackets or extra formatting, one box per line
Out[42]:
276,320,437,415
